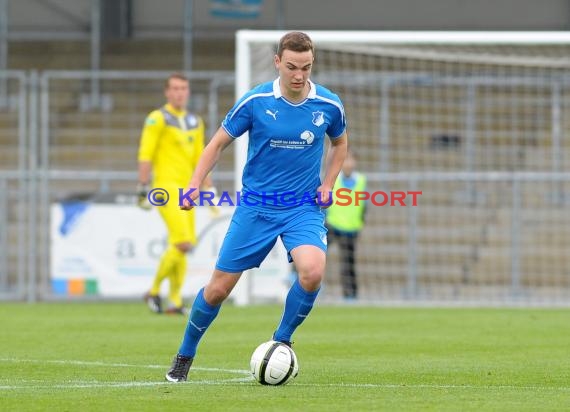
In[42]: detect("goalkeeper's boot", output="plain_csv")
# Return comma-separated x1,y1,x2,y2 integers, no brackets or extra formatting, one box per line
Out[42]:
144,293,162,314
165,354,193,382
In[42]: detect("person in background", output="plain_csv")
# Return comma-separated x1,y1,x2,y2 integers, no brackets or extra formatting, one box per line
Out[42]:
326,150,366,300
137,73,216,315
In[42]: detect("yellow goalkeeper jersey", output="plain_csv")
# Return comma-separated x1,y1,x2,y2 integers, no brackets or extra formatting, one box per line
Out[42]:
138,104,205,188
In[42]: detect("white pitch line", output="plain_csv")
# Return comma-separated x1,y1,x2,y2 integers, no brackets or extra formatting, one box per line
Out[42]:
1,359,569,392
292,382,570,391
0,358,250,375
0,377,255,390
1,380,570,392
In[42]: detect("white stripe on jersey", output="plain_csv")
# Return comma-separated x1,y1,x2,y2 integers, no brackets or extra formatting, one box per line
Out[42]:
314,95,346,124
228,92,275,121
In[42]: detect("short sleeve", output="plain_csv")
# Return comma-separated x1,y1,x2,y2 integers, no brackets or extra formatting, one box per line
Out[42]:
138,110,165,161
222,93,254,138
327,100,346,139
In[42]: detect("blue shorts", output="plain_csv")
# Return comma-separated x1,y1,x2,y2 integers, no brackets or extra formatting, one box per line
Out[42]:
215,205,328,273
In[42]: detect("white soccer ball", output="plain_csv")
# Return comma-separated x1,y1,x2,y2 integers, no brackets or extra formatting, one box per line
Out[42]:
250,340,299,385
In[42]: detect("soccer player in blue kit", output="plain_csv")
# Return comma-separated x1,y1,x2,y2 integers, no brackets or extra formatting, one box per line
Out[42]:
166,31,348,382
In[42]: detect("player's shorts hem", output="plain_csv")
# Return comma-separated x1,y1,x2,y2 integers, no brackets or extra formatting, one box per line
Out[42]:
287,242,328,262
214,264,253,274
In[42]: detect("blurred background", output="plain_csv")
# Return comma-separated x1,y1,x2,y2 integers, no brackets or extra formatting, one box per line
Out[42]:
2,0,570,305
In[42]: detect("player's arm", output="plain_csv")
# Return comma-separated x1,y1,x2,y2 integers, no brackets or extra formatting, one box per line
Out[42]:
181,127,234,210
318,132,348,208
182,89,252,210
202,174,214,189
192,118,215,190
193,117,220,212
138,161,152,186
137,111,164,209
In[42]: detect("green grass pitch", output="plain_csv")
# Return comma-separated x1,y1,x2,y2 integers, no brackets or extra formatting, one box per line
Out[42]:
1,302,569,411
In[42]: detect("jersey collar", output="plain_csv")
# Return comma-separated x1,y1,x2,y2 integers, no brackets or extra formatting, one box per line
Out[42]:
272,78,317,100
164,103,186,117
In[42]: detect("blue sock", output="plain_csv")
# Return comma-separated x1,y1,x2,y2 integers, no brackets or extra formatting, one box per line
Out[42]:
273,278,320,343
178,288,221,358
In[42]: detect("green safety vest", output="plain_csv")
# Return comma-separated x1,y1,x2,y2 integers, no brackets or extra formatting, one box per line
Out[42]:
326,172,367,233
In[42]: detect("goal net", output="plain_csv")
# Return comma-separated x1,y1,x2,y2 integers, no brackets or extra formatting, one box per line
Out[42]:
236,31,570,305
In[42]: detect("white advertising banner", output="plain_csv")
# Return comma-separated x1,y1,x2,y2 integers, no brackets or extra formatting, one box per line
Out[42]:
50,202,289,304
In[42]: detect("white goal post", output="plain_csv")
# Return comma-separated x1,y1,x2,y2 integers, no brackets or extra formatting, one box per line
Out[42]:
235,30,570,185
234,30,570,305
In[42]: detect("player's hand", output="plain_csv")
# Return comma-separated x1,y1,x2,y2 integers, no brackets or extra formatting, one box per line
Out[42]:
136,183,152,210
316,185,334,209
180,184,200,211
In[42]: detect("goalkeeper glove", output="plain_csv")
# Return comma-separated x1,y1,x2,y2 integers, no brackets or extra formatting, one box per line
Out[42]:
136,183,152,210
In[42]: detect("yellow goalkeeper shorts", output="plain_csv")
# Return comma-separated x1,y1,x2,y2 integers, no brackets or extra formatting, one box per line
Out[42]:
157,188,197,245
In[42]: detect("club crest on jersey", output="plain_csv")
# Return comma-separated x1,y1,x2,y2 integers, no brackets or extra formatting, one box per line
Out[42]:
187,115,198,128
312,111,325,126
300,130,315,144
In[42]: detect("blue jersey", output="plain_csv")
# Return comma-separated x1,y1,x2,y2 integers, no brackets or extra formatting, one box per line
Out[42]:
222,78,346,209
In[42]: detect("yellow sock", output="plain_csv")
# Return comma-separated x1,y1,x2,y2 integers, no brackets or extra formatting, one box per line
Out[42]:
168,253,187,308
150,245,184,296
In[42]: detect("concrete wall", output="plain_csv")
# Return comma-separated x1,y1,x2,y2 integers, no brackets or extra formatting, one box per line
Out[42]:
6,0,570,39
290,0,570,30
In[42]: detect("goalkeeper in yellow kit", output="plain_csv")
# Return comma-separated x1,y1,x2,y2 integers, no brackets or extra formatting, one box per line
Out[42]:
137,73,215,315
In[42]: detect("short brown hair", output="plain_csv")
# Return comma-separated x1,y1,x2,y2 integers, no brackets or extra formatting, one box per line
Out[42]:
277,31,314,58
165,72,189,89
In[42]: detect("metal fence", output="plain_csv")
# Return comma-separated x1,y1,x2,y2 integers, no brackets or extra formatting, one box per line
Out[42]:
36,70,235,301
0,71,27,300
329,172,570,305
1,70,570,304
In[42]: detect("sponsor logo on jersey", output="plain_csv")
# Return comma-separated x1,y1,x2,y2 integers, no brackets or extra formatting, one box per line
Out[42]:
265,109,278,120
300,130,315,144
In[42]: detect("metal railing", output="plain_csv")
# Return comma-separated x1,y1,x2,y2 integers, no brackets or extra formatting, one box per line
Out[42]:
0,171,27,300
1,70,570,305
0,71,28,300
359,172,570,304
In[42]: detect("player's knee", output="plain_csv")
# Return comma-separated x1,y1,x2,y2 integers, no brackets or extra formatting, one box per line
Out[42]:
297,264,325,291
